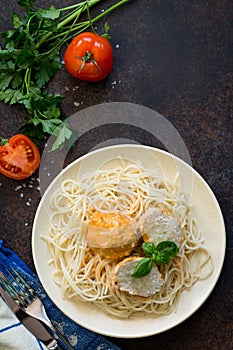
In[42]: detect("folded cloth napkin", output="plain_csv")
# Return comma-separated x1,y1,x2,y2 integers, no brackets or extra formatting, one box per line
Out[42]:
0,297,47,350
0,241,122,350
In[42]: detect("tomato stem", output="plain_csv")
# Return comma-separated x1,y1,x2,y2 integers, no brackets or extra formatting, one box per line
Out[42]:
77,51,102,73
0,138,9,146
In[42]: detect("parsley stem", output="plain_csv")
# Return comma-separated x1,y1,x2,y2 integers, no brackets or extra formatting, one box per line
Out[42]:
37,0,130,52
36,0,130,49
23,68,31,91
84,0,130,25
36,0,100,49
41,21,89,46
58,0,99,13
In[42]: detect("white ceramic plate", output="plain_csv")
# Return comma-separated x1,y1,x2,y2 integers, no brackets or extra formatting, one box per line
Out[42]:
32,145,226,338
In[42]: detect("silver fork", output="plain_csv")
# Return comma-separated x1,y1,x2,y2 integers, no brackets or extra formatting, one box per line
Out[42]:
0,267,74,350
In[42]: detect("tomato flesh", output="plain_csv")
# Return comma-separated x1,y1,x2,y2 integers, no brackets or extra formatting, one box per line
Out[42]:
64,32,113,82
0,134,40,180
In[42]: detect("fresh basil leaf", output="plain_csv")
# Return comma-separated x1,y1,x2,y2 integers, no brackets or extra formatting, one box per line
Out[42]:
142,241,156,256
152,250,169,265
156,241,179,258
131,258,153,278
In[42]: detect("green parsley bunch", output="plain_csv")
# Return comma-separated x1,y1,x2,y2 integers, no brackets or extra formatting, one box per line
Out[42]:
0,0,129,150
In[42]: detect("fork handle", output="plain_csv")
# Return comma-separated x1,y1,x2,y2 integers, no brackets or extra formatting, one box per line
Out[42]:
52,325,75,350
46,339,69,350
47,343,64,350
54,344,65,350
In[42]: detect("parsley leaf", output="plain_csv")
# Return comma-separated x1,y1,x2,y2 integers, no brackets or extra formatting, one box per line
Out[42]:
0,89,24,104
12,13,23,29
51,123,74,151
0,74,15,91
35,51,61,88
38,6,61,20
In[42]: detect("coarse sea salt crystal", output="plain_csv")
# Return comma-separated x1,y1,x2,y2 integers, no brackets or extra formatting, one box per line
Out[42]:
111,80,117,89
15,185,22,191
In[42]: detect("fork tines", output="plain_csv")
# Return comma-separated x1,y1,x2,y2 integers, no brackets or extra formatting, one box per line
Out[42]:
0,266,36,308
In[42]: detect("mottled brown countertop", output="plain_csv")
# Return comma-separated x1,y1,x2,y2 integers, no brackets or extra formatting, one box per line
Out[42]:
0,1,232,349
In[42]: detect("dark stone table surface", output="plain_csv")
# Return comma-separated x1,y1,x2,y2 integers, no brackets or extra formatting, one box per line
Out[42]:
0,1,232,349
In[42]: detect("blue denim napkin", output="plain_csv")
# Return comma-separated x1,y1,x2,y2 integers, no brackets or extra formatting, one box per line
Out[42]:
0,240,122,350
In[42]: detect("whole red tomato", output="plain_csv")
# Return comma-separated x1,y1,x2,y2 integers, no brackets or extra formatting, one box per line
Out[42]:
64,32,113,82
0,134,40,180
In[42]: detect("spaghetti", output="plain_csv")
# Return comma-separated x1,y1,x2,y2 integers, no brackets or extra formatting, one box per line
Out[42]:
42,159,213,318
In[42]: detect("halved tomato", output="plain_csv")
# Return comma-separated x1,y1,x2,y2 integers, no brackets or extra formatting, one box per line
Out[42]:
0,134,40,180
